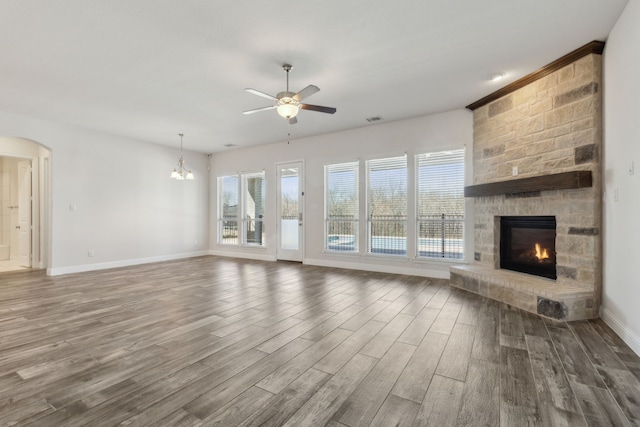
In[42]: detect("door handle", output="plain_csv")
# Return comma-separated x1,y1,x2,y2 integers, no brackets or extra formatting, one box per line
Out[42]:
16,226,21,229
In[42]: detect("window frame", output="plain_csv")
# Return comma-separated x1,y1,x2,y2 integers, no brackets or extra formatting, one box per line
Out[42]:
366,155,408,257
415,148,465,261
217,171,266,247
324,161,360,254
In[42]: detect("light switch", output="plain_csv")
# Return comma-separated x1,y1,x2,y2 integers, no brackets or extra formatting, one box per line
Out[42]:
69,204,78,212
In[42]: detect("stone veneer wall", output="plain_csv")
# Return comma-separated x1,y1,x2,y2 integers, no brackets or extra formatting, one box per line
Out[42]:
461,53,602,319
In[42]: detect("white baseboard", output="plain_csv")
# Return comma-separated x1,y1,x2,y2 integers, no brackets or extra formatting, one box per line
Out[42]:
209,249,277,262
600,307,640,356
47,251,210,276
303,257,450,279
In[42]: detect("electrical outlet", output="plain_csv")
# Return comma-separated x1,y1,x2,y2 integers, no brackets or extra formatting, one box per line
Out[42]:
88,250,95,257
614,188,619,202
512,166,518,176
69,204,78,212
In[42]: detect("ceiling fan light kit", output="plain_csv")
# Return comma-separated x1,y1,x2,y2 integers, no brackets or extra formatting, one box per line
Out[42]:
244,64,336,124
276,96,300,119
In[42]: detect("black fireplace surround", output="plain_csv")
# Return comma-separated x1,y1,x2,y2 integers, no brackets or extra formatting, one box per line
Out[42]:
500,216,557,280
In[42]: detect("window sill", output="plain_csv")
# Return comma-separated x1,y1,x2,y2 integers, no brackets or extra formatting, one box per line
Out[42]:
414,256,468,265
216,243,267,250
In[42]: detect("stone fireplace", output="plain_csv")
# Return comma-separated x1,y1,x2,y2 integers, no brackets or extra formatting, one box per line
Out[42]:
450,41,603,321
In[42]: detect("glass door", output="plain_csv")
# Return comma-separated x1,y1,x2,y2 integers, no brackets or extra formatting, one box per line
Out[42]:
277,162,303,261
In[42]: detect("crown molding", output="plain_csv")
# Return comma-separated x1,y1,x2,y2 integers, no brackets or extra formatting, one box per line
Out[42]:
466,40,605,111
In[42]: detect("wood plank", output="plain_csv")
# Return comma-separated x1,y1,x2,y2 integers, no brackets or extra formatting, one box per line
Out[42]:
414,374,464,427
456,358,499,427
570,321,627,369
500,304,527,350
456,295,480,326
181,338,313,421
429,301,462,335
464,170,592,197
521,310,549,338
471,298,501,364
335,342,416,426
199,386,274,426
281,354,378,427
571,381,631,427
369,394,420,427
397,307,440,346
525,335,583,425
313,321,385,375
500,346,543,426
392,331,449,403
596,366,640,425
237,368,331,427
359,313,414,358
255,327,351,394
435,323,475,382
547,326,606,388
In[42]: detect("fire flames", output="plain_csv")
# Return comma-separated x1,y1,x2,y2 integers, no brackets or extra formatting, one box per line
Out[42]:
534,243,550,260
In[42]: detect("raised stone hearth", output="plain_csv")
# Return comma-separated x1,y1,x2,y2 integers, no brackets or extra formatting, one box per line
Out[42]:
451,42,603,321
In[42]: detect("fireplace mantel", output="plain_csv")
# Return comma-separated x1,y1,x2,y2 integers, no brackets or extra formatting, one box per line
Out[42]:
464,171,592,198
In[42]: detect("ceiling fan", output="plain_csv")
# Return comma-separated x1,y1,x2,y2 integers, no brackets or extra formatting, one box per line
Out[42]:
243,64,336,124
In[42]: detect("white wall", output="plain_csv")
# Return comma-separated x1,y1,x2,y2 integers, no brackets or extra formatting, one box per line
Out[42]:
0,110,209,275
210,109,473,278
602,0,640,355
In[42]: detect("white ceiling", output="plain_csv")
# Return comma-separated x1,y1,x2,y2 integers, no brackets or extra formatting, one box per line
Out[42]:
0,1,629,153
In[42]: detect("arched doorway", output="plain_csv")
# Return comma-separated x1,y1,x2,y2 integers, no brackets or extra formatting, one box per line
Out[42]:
0,137,51,273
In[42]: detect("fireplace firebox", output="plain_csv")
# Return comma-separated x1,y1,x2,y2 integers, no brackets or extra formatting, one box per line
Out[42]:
500,216,556,280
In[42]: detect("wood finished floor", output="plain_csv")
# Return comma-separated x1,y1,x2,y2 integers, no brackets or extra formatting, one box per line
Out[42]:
1,256,639,426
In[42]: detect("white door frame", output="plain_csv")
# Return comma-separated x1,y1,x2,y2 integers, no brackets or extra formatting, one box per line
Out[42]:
276,161,304,262
1,137,51,272
17,159,32,267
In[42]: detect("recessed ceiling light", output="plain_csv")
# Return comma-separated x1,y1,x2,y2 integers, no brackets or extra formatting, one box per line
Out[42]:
489,73,505,82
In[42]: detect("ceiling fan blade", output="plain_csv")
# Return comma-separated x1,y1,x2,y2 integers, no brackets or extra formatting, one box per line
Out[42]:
243,105,277,115
245,88,278,101
293,85,320,101
288,117,298,125
300,104,337,114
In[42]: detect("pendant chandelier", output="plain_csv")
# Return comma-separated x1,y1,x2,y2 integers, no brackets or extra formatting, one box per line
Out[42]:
170,133,194,180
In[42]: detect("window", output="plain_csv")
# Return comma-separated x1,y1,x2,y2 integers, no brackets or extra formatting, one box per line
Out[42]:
325,162,358,252
367,156,407,255
242,172,266,246
219,175,239,245
416,149,465,259
218,172,266,246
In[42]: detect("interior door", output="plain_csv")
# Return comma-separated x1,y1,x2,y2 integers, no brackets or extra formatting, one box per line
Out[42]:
277,162,303,261
17,160,32,267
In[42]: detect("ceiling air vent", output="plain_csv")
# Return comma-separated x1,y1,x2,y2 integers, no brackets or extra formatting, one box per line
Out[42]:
366,116,383,123
224,143,237,148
